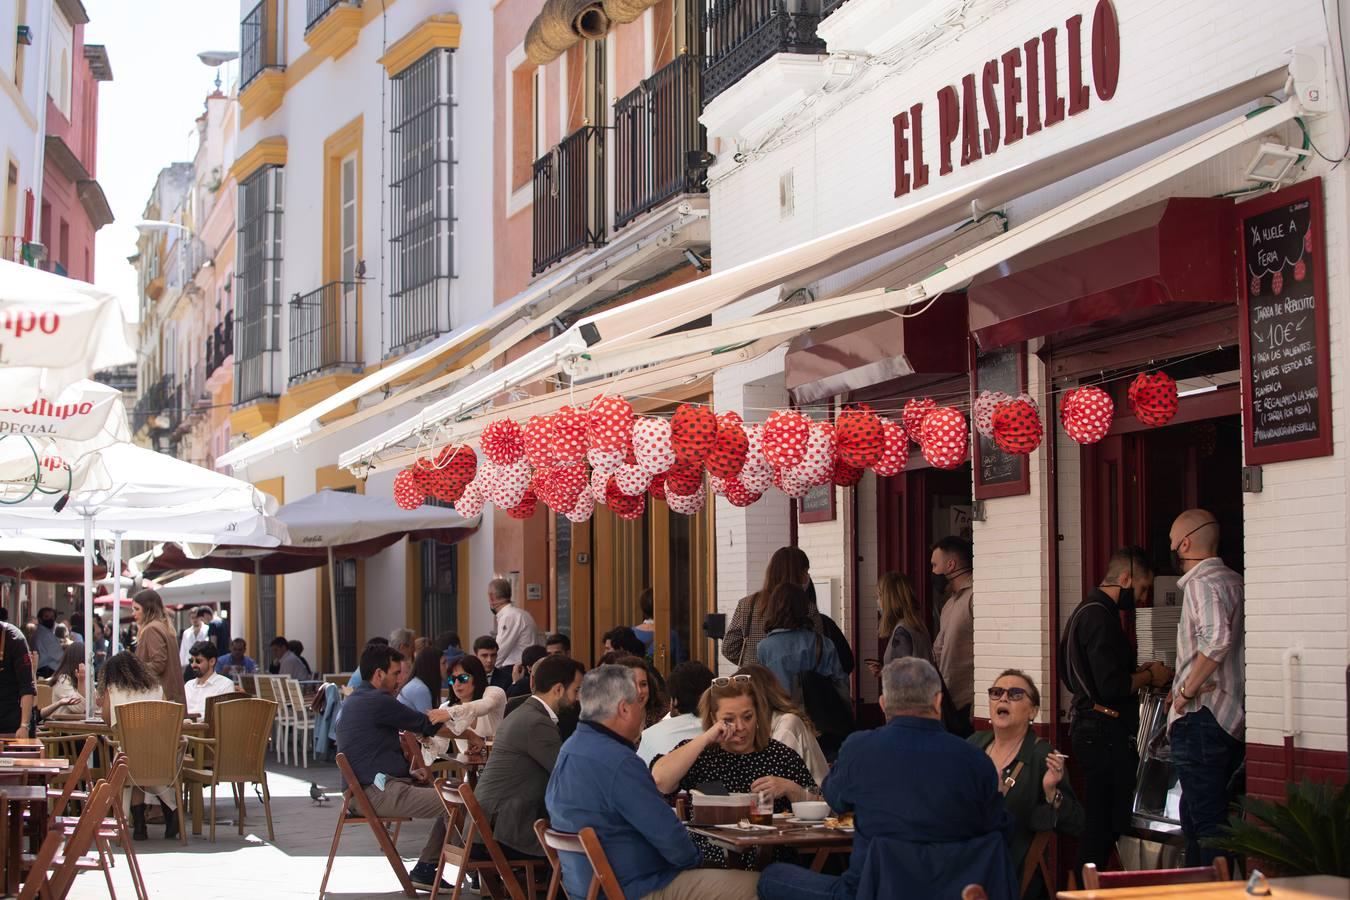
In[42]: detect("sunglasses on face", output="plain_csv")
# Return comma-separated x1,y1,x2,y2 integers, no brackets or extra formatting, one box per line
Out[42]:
450,673,474,685
711,674,752,687
987,686,1029,701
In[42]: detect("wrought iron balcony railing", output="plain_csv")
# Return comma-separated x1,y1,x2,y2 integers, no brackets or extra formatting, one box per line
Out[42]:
288,280,361,384
704,1,826,105
206,310,234,380
240,0,275,89
132,374,173,434
532,126,606,275
613,54,708,231
306,0,346,31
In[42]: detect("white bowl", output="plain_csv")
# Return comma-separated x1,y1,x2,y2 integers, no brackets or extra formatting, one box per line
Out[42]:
791,800,830,821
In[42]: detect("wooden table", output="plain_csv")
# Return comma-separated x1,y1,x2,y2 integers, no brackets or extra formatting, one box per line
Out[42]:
0,785,50,895
687,822,853,871
432,753,488,787
1057,875,1350,898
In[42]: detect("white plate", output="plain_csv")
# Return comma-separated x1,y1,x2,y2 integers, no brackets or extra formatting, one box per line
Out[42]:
784,815,826,824
725,821,776,832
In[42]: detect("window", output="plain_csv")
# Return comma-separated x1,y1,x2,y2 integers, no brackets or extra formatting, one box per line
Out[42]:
240,0,273,89
420,538,458,640
235,165,284,404
340,153,357,282
47,8,71,118
389,49,454,355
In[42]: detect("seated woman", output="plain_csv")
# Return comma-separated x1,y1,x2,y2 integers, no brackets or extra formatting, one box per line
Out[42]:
98,651,179,841
734,664,829,784
398,646,443,713
967,669,1085,898
754,583,846,702
610,653,669,729
651,677,819,869
45,644,90,719
440,654,507,744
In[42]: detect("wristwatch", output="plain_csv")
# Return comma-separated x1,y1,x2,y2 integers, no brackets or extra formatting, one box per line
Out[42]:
1177,684,1191,700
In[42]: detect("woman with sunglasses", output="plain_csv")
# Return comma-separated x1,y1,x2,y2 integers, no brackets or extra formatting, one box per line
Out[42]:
651,676,818,869
442,654,507,743
967,670,1084,898
734,664,829,784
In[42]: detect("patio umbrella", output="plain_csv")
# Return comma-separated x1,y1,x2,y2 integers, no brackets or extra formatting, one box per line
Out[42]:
0,537,107,623
0,379,132,504
0,259,134,404
134,489,479,670
155,568,232,607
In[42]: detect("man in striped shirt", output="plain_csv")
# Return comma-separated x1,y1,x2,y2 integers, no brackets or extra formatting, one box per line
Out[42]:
1166,509,1244,868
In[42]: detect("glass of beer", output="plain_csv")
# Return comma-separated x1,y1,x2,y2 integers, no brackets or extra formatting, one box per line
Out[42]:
749,790,774,825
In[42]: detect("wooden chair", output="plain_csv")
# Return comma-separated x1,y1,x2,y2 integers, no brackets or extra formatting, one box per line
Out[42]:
110,700,188,845
34,682,52,711
50,753,148,900
320,752,416,898
282,677,315,768
399,731,433,785
1082,857,1230,889
1020,830,1053,897
182,698,277,842
542,826,626,900
533,819,563,900
431,778,550,900
20,763,122,899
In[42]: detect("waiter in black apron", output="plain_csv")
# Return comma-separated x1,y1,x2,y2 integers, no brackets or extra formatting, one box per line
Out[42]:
1061,546,1171,870
0,619,37,737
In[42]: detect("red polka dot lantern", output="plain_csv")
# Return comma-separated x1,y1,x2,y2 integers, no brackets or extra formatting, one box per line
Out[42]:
586,396,635,453
991,398,1043,455
670,404,718,469
832,460,864,487
523,415,554,469
393,469,424,510
665,484,706,516
606,479,646,520
723,478,761,508
918,408,969,470
549,406,590,465
663,462,703,496
1127,372,1178,427
480,419,525,466
872,420,909,477
706,412,749,479
902,398,937,443
1061,386,1115,444
632,417,676,475
835,406,884,468
564,486,595,523
505,490,538,520
762,410,811,469
973,390,1010,439
454,479,485,518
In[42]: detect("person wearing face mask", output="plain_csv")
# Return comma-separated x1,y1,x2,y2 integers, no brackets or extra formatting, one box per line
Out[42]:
1061,546,1171,871
1166,509,1244,869
471,654,586,861
929,536,975,735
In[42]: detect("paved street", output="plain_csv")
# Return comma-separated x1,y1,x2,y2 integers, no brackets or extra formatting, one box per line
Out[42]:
69,761,450,900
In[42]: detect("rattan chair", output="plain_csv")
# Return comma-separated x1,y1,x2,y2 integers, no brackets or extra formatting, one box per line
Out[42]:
182,697,277,842
110,700,187,845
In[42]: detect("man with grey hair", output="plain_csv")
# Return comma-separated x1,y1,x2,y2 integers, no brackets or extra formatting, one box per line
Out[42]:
756,658,1015,900
546,666,758,900
487,577,538,670
389,628,416,659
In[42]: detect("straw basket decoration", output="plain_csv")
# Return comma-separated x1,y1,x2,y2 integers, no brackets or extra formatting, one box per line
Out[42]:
603,0,660,25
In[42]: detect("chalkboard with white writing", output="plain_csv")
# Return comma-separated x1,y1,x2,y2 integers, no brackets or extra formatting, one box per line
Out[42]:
1239,179,1332,465
972,343,1030,499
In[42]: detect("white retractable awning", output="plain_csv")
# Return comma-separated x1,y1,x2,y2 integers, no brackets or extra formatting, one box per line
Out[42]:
339,70,1297,473
217,204,707,471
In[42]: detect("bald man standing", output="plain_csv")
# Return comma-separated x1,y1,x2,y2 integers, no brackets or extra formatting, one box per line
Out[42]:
1166,509,1244,868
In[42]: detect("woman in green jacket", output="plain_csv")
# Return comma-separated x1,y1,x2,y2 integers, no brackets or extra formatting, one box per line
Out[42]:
969,669,1086,898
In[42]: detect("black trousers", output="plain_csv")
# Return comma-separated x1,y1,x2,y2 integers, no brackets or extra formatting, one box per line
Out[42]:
1072,716,1138,870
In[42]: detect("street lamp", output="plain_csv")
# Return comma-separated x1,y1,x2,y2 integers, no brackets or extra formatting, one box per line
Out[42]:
135,220,192,235
198,50,240,91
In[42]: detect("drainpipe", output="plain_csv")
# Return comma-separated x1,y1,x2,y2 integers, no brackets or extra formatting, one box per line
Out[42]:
1282,646,1302,782
30,0,55,244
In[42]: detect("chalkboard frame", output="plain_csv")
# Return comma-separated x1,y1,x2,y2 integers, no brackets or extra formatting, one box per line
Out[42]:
1237,178,1333,466
970,340,1031,499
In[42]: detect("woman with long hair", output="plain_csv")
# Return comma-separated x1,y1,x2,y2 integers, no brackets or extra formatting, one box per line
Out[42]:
755,584,846,702
866,571,933,678
734,663,829,784
722,546,815,667
442,653,507,740
399,645,444,712
47,643,89,718
130,590,186,709
611,653,669,728
98,650,179,840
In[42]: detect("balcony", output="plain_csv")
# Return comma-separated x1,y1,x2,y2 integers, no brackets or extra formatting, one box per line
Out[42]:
240,0,286,120
206,311,234,381
132,375,173,435
234,304,282,407
288,281,361,384
532,126,606,276
306,0,344,30
1,236,32,265
304,0,363,59
704,0,826,105
613,54,708,231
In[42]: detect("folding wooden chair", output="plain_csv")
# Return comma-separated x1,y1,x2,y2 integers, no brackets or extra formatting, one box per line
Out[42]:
431,779,549,900
45,739,144,898
533,819,562,900
541,826,627,900
20,764,120,899
1019,830,1053,897
320,752,415,898
1082,857,1230,889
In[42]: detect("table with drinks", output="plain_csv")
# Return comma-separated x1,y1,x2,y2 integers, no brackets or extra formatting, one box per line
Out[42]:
682,791,853,871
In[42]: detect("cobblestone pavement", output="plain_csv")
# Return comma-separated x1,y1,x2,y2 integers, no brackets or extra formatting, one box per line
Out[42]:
68,761,452,899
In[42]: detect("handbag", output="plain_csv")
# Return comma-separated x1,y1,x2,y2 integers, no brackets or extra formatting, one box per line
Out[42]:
798,634,855,739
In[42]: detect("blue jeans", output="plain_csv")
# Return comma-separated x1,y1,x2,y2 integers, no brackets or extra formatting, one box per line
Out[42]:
1170,707,1243,866
756,863,850,900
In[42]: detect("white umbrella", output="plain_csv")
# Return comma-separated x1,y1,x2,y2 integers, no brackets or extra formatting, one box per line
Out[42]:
0,379,133,503
156,568,232,606
0,260,134,403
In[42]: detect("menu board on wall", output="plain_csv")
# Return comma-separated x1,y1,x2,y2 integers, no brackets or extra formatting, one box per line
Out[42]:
1238,178,1333,465
971,342,1030,499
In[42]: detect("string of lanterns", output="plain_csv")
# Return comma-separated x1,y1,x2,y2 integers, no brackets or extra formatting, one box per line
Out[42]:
391,371,1181,518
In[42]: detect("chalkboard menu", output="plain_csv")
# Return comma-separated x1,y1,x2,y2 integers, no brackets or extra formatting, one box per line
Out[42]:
1239,179,1332,465
797,482,835,523
972,342,1030,499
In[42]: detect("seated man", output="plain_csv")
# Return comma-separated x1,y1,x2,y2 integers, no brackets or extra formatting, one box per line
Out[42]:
637,660,714,765
546,665,759,900
215,638,258,677
757,658,1016,900
544,632,571,657
336,644,456,892
475,654,585,858
184,641,238,718
505,658,581,742
505,644,549,699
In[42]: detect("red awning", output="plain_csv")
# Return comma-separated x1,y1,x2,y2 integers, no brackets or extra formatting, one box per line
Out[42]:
785,291,968,402
966,197,1235,350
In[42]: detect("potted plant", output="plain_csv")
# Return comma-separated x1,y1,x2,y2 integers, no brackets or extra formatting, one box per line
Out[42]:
1204,778,1350,877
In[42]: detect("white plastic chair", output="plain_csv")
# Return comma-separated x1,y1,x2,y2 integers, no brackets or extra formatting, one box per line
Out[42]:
283,678,314,768
255,676,291,765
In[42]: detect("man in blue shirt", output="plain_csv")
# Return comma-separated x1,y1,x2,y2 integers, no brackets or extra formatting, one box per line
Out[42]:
215,638,258,676
757,658,1017,900
545,665,759,900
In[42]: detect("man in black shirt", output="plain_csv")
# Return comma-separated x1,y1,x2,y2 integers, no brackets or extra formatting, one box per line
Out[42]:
336,644,454,891
1061,547,1171,869
0,622,36,736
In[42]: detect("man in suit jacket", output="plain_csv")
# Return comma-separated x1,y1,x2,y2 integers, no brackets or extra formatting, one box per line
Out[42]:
756,657,1016,900
473,654,585,858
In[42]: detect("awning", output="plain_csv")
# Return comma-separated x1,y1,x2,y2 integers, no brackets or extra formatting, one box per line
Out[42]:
340,71,1299,473
966,197,1236,350
218,202,708,471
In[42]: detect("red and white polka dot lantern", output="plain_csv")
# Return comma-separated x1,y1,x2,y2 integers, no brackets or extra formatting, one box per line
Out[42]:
586,396,635,453
565,486,595,523
614,463,652,497
872,420,909,477
973,390,1011,439
393,469,424,510
835,406,884,468
505,490,538,520
789,422,837,486
480,419,525,466
1061,386,1115,444
762,410,811,469
992,398,1043,455
632,417,676,475
665,484,706,516
454,479,485,518
919,407,969,470
902,398,937,444
549,406,590,465
1127,372,1178,427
